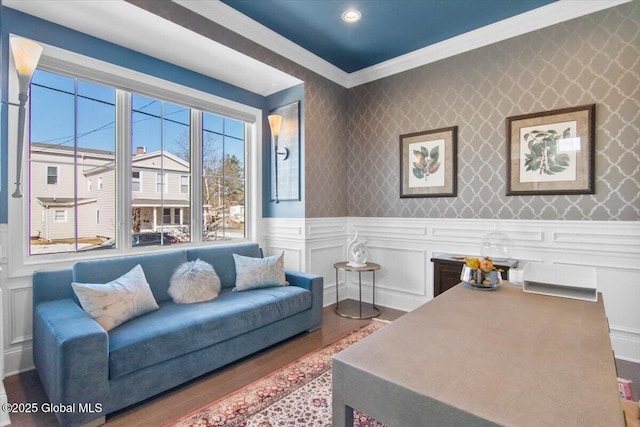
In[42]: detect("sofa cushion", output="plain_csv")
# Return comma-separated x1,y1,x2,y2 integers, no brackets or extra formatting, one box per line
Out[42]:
107,285,312,379
73,251,187,303
168,259,221,304
72,264,159,331
233,252,287,291
186,243,262,289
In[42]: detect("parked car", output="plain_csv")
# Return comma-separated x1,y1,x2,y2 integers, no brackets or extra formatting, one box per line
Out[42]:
132,232,178,246
78,238,116,251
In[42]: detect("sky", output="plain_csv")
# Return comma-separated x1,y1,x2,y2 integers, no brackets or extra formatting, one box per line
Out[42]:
29,69,245,164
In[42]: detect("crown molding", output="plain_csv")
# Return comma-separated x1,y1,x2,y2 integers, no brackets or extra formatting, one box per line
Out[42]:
173,0,350,85
347,0,632,87
4,0,302,97
175,0,631,89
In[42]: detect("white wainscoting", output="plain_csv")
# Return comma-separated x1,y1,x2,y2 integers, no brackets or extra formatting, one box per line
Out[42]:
263,217,640,363
1,219,639,376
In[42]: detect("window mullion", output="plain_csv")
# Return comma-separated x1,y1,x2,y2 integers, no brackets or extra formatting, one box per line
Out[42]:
191,110,203,244
116,89,132,250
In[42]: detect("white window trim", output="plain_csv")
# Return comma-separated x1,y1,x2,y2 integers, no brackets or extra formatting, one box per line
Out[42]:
53,210,67,223
156,172,168,194
7,38,263,278
180,175,189,194
45,165,59,186
132,171,141,192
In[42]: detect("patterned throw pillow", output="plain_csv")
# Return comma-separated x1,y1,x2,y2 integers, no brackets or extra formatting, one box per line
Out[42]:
169,259,221,304
72,264,159,331
233,252,287,291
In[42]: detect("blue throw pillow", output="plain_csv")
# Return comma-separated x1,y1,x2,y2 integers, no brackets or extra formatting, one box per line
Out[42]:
233,252,287,291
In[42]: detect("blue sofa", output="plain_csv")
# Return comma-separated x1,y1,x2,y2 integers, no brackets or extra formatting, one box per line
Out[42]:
32,243,323,426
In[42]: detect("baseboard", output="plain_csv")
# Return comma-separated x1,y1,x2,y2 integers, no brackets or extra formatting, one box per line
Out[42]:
4,344,33,377
611,326,640,364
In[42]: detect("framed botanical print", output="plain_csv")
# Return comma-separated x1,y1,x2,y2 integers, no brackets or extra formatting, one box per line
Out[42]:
399,126,457,198
506,104,595,195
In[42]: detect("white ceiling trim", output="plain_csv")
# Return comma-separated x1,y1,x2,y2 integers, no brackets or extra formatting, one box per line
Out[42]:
174,0,350,85
4,0,302,97
348,0,632,87
175,0,631,89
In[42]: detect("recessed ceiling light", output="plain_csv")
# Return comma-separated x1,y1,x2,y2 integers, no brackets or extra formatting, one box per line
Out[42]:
341,9,361,23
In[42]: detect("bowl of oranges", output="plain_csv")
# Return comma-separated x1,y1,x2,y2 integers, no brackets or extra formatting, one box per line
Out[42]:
460,257,501,290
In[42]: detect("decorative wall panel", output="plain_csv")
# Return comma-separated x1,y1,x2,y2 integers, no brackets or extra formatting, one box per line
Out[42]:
261,217,640,363
346,2,639,220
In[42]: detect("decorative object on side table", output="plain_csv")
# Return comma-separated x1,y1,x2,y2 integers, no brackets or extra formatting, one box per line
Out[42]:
461,257,502,290
346,231,368,267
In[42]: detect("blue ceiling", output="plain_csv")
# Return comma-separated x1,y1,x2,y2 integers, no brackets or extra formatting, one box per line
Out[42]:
220,0,558,73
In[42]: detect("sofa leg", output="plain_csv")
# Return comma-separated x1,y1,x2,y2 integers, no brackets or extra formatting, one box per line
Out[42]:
80,416,106,427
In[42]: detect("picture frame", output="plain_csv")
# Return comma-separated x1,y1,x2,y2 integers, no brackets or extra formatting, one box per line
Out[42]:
399,126,457,198
506,104,595,196
270,101,300,201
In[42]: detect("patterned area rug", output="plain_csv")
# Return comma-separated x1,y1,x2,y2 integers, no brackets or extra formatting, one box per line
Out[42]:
170,320,388,427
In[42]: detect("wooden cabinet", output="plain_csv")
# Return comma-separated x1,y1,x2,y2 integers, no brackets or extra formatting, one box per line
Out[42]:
431,254,518,297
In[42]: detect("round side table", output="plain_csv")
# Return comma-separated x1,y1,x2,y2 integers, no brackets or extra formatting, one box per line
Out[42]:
334,261,381,319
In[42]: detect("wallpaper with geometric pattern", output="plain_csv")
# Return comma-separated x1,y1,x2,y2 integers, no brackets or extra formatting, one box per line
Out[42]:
347,1,639,220
131,0,638,221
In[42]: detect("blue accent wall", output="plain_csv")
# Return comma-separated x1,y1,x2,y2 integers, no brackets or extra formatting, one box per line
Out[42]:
263,84,305,218
0,7,270,223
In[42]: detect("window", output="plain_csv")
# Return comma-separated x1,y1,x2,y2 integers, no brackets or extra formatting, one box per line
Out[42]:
54,210,67,222
29,70,116,254
180,175,189,194
46,166,58,185
156,172,166,193
132,171,141,192
16,52,258,261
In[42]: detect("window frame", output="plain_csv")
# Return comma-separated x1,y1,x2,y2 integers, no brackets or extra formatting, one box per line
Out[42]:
45,165,59,186
7,39,263,277
53,209,67,223
180,175,189,194
132,171,141,192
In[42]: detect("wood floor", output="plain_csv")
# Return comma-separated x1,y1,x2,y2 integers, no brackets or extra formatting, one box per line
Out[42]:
4,302,405,427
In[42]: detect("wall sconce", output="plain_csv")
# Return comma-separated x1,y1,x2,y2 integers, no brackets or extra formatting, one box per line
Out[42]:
8,36,43,198
268,114,289,204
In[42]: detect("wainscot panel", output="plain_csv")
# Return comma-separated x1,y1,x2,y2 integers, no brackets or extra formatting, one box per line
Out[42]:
264,218,640,363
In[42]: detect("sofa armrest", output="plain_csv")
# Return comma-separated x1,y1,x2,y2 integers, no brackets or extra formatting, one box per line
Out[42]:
286,271,323,330
33,299,109,425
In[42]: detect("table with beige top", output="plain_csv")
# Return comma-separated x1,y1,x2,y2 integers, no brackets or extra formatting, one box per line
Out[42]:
332,282,623,427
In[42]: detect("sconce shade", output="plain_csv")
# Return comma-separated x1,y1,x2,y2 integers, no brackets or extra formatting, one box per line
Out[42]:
9,37,43,198
268,114,283,138
10,37,43,95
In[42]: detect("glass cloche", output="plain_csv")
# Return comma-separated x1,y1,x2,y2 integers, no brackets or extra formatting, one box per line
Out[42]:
480,225,514,261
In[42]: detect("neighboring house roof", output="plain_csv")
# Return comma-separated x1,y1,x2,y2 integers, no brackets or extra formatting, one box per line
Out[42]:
36,197,97,208
31,142,115,157
31,143,189,175
132,198,190,208
132,150,190,170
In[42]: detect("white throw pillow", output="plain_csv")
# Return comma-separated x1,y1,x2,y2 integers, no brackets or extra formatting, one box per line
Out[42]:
168,259,221,304
72,264,159,331
233,252,287,291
